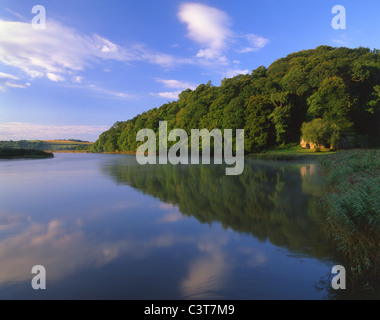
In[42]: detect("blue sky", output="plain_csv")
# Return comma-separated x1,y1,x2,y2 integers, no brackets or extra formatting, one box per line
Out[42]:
0,0,379,141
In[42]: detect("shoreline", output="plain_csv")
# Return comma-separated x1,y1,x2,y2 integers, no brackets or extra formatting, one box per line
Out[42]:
317,149,380,295
52,149,336,160
0,149,54,159
246,152,334,161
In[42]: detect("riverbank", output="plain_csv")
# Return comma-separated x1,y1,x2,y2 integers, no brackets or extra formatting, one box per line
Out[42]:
84,145,336,159
318,149,380,295
49,150,90,153
0,149,54,159
248,145,335,160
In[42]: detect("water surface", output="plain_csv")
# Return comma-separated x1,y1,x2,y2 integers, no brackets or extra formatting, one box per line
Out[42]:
0,154,340,299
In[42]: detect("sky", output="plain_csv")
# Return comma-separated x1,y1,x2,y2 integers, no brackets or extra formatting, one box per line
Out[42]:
0,0,379,141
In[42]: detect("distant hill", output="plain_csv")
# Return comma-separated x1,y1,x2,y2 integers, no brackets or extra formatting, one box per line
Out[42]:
0,140,93,151
91,46,380,153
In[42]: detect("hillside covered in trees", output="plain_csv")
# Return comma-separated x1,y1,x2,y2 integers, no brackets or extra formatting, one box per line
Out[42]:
91,46,380,153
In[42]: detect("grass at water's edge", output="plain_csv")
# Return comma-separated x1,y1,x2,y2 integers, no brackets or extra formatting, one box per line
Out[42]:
248,145,335,160
317,149,380,296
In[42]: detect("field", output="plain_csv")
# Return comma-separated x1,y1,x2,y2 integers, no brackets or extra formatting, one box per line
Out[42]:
0,140,93,152
41,140,93,151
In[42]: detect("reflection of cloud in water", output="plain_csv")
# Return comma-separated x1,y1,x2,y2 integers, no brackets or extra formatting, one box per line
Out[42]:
0,219,182,286
0,212,28,232
156,202,186,223
181,236,229,299
158,203,177,210
87,201,138,219
0,220,89,284
239,247,268,268
157,212,185,223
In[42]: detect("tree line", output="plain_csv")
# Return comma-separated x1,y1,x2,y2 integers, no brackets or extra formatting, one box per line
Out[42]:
91,46,380,153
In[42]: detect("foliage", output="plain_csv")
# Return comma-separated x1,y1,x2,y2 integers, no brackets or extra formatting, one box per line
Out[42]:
92,46,380,153
319,150,380,294
103,157,330,260
301,118,338,148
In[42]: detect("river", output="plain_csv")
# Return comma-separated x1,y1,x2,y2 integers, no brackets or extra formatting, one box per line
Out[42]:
0,153,342,299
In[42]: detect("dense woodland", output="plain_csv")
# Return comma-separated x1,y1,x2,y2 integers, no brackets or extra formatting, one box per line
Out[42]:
92,46,380,153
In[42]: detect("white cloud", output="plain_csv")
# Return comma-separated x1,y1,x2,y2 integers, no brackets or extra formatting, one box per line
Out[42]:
86,84,136,100
150,91,183,100
237,34,270,53
0,122,109,141
178,3,232,60
151,78,197,100
0,20,97,78
330,34,350,46
0,18,186,89
47,73,65,82
3,7,25,20
177,3,269,72
73,76,83,83
1,82,29,89
223,69,250,78
0,72,30,91
156,79,197,90
0,72,19,80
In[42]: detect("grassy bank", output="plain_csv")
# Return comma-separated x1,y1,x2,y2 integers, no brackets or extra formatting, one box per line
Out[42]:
248,144,335,160
0,149,54,159
318,149,380,295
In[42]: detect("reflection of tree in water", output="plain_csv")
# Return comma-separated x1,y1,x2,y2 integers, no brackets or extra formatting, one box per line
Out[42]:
103,158,334,259
102,158,380,299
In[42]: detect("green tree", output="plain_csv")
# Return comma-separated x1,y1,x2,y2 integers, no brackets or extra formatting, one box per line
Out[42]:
269,92,292,145
301,118,337,150
245,95,275,152
307,77,353,133
91,46,380,153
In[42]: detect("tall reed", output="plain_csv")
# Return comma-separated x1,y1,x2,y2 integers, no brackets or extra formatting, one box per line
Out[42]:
319,150,380,294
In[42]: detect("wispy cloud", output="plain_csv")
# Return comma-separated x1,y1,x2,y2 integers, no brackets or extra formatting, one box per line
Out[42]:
330,33,350,46
0,72,30,91
223,69,250,78
151,78,197,100
73,76,83,84
0,122,109,141
86,84,136,100
237,34,270,53
0,18,188,90
151,91,183,100
63,77,135,100
0,5,269,96
156,79,197,90
3,7,26,20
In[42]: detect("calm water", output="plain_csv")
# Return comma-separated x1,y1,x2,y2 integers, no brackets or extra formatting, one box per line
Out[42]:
0,153,342,300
